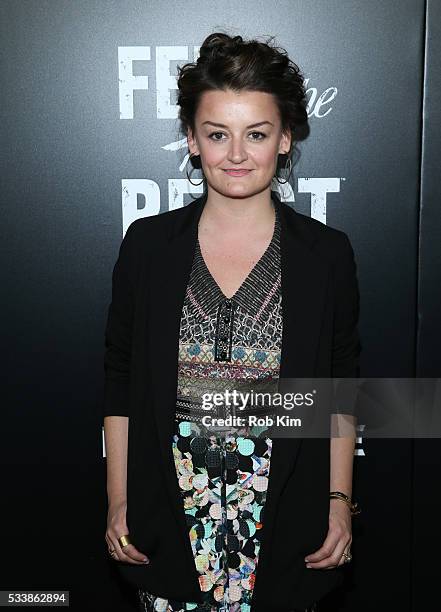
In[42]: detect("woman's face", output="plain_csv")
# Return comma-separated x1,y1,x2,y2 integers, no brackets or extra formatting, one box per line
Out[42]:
187,89,291,199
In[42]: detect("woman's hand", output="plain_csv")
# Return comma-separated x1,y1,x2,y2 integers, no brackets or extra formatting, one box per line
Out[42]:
105,500,150,565
303,499,352,569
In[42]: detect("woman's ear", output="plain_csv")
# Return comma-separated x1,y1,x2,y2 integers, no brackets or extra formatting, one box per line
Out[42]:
187,128,200,156
278,129,292,155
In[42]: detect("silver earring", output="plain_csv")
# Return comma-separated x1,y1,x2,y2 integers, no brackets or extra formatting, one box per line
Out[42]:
275,154,292,185
186,153,205,186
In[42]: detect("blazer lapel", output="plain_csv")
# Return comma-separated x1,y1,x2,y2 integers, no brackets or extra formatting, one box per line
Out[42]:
146,190,330,582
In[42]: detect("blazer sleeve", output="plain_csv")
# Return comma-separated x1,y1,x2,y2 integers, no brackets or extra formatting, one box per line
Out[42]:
102,221,138,419
331,232,362,416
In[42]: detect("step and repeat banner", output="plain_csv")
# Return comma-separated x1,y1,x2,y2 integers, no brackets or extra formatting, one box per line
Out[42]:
1,1,439,610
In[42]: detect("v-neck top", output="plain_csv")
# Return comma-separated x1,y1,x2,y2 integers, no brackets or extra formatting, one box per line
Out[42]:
194,206,280,311
174,202,282,426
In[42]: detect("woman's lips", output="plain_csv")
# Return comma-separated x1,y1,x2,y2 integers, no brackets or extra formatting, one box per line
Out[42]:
223,169,252,176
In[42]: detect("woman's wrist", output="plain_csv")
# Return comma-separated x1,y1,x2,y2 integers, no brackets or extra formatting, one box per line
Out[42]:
329,491,361,516
108,496,127,510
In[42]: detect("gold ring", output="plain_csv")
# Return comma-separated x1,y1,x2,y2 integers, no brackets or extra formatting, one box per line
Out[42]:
118,534,131,548
342,550,352,563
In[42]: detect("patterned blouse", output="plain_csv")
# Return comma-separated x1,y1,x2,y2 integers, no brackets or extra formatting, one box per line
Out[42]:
139,202,282,612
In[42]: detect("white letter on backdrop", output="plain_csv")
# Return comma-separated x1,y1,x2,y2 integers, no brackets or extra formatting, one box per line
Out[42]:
298,178,342,224
156,46,188,119
118,46,150,119
168,179,204,211
121,179,160,235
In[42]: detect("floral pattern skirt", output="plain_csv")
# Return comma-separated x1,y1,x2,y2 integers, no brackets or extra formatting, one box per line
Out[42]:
138,418,274,612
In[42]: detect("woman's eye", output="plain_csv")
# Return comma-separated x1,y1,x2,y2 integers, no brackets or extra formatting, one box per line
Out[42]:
208,132,226,141
207,131,266,141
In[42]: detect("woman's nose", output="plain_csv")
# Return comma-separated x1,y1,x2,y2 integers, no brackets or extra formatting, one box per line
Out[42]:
227,139,248,164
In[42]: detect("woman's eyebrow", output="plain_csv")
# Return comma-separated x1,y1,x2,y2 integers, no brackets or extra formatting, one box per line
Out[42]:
201,121,274,128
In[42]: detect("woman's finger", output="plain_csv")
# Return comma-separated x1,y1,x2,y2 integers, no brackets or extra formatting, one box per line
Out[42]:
304,529,340,565
306,528,350,569
105,533,123,562
105,530,149,564
310,535,352,570
118,541,150,564
323,536,352,570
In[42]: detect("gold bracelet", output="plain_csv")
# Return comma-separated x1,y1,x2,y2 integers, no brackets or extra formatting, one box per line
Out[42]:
329,491,361,516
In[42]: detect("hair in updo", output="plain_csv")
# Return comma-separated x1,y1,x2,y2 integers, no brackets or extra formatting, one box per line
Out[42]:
177,32,310,176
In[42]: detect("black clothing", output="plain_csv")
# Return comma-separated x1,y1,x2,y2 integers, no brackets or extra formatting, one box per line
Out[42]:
103,191,361,611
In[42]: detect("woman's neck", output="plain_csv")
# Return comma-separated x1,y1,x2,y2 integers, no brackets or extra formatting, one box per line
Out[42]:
199,185,275,237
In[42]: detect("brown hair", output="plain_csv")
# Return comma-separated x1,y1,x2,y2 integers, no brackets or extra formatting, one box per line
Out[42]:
177,32,310,179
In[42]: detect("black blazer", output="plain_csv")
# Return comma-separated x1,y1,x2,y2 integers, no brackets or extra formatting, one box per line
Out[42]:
102,191,361,611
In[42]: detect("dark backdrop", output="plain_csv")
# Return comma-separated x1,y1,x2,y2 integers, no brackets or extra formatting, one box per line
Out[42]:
1,1,439,610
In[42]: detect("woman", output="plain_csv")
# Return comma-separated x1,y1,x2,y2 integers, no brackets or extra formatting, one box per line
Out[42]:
103,33,361,612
